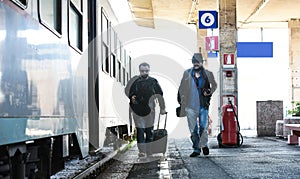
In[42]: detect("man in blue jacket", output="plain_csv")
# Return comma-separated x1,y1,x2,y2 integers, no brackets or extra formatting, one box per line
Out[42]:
178,53,217,157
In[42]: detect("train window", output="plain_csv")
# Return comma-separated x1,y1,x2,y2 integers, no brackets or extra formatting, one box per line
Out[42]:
122,67,126,86
11,0,27,9
101,9,110,74
111,28,116,53
102,43,109,73
119,41,122,62
126,72,129,83
39,0,62,36
118,61,121,82
128,56,131,77
69,2,83,51
123,49,127,64
101,12,109,45
111,54,116,78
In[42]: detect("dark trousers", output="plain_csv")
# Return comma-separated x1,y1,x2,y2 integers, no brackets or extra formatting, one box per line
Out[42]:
136,127,154,154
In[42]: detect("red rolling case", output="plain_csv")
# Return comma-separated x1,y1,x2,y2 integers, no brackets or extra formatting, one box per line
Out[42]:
152,113,168,154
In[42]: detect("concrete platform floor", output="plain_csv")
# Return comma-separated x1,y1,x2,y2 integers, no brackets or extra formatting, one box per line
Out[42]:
97,136,300,179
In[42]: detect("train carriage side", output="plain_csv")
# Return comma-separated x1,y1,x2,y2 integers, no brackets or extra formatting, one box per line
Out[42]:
0,0,89,178
88,0,132,151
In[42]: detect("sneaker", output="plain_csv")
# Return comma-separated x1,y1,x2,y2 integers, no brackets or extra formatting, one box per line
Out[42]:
138,152,146,158
189,152,200,157
202,147,209,156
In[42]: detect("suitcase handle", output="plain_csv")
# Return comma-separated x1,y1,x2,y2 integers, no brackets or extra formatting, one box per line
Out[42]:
157,113,168,130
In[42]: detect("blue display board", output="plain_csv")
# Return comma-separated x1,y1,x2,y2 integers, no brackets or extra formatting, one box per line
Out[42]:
237,42,273,57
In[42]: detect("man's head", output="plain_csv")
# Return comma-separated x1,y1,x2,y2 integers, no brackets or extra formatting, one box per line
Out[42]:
139,62,150,78
192,53,203,71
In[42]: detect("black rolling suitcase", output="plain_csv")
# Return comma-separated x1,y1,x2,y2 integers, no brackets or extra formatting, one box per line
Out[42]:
152,113,168,154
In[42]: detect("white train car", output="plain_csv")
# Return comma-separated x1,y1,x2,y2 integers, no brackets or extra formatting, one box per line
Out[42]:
0,0,132,178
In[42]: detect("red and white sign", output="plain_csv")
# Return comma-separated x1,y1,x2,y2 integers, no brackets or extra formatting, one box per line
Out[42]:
205,36,218,51
223,53,235,67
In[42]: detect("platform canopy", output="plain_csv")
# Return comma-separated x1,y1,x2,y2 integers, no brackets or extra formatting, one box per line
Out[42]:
127,0,300,28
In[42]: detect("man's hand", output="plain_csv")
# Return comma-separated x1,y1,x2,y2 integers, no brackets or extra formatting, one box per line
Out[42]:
203,91,211,96
131,95,137,104
160,109,167,115
203,89,211,96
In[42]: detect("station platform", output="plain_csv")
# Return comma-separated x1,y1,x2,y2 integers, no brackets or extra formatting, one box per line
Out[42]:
97,136,300,179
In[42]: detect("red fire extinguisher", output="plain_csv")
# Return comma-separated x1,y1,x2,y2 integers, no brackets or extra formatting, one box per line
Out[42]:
218,99,243,147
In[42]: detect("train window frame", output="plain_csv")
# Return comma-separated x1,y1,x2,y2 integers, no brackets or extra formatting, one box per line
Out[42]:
101,9,110,75
10,0,28,9
119,40,122,62
68,0,83,53
38,0,62,37
110,27,116,78
70,0,82,12
111,28,117,55
101,10,109,46
111,53,116,78
117,61,122,83
128,56,132,78
122,67,126,86
123,49,126,64
102,42,110,74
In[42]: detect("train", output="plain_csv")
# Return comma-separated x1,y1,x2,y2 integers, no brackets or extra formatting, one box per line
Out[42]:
0,0,132,178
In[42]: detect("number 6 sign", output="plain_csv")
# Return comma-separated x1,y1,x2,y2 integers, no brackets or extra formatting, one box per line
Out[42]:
199,11,218,29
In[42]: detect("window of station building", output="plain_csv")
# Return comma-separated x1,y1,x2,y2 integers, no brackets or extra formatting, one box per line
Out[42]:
69,0,83,52
39,0,62,36
11,0,27,9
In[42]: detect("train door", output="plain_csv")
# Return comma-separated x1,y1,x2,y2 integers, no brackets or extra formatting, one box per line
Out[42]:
88,0,100,151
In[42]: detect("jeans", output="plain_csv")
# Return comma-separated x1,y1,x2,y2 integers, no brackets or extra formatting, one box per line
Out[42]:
136,127,154,154
185,107,209,153
133,111,155,154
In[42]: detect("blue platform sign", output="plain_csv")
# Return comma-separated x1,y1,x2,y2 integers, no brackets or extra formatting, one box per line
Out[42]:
237,42,273,57
199,11,218,29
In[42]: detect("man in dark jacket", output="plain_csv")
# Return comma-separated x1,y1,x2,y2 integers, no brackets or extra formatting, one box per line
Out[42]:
125,62,167,158
178,53,217,157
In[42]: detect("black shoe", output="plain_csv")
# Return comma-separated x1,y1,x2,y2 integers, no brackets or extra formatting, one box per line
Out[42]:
202,147,209,156
189,152,200,157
